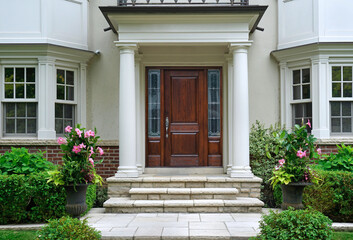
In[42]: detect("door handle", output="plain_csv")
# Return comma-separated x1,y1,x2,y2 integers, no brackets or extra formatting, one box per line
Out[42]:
166,117,169,138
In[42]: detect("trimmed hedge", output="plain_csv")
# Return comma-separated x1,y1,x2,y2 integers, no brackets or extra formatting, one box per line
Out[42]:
303,169,353,222
0,173,96,224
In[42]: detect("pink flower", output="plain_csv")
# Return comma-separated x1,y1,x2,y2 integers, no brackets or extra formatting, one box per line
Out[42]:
89,158,94,167
296,150,307,159
317,148,322,155
97,147,104,156
79,143,86,149
307,119,311,128
278,159,285,166
57,137,67,145
275,166,279,170
72,145,81,154
89,146,94,157
75,128,83,136
65,126,72,133
84,130,95,138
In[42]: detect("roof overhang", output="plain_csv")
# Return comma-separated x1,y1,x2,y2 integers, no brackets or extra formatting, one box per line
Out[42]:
100,6,267,45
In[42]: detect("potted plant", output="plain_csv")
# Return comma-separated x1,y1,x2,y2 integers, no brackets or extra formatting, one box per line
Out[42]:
48,124,104,217
269,120,321,210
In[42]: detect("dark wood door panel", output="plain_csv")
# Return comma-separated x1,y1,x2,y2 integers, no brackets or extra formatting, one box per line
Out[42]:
171,133,199,155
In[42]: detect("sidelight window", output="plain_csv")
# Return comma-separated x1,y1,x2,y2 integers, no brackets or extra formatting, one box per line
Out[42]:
208,69,221,136
148,69,161,137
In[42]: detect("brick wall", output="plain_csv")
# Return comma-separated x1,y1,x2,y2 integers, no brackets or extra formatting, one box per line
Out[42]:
0,145,119,181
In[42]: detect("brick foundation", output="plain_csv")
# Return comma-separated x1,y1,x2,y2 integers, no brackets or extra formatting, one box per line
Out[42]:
0,144,119,181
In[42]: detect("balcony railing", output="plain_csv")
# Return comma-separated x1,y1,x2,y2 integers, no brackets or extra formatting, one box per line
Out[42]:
117,0,249,6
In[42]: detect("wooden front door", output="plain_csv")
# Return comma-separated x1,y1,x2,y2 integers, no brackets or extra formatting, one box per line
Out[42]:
146,68,222,167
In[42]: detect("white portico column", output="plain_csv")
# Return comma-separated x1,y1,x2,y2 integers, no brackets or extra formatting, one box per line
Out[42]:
115,44,139,178
230,44,254,178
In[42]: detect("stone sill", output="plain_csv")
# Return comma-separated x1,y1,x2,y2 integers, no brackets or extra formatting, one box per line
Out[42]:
316,138,353,145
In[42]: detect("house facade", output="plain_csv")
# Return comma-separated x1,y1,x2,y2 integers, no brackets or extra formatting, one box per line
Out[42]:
1,0,353,181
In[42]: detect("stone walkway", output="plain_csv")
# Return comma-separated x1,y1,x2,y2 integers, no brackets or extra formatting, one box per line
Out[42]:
1,208,353,240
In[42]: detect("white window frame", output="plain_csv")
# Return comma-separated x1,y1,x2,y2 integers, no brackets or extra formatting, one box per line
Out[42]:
289,66,312,128
55,66,78,136
329,64,353,136
0,65,38,138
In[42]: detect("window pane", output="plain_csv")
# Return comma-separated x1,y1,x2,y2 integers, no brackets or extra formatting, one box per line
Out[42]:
15,68,24,82
294,104,303,118
57,69,65,84
6,103,15,117
66,86,74,101
17,103,26,117
66,71,74,85
302,68,310,83
331,118,341,132
64,120,73,129
332,83,341,97
15,84,25,98
304,103,312,117
26,84,35,98
27,103,36,118
302,84,310,99
148,70,160,137
27,119,36,133
331,102,341,116
343,66,352,82
5,84,14,98
5,68,14,82
342,102,351,117
55,119,63,134
26,68,35,82
64,105,73,118
293,70,300,84
342,118,352,132
293,86,301,100
208,70,221,136
55,104,63,118
57,85,65,100
343,83,352,97
6,119,15,133
332,66,341,81
17,119,26,133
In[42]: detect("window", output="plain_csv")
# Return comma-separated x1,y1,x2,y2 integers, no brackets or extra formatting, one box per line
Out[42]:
331,66,353,134
208,69,221,136
2,67,37,136
55,69,75,135
147,69,160,137
291,68,312,132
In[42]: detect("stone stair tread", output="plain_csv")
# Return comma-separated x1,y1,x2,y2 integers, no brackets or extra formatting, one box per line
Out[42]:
129,187,239,195
104,197,264,208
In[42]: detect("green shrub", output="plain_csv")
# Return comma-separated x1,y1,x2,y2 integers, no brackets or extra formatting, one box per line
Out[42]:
304,169,353,222
35,216,101,240
0,147,54,175
0,173,96,224
94,185,108,207
318,144,353,172
257,208,333,240
250,121,285,207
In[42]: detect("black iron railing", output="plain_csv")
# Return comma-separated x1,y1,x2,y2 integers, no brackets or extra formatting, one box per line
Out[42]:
118,0,249,6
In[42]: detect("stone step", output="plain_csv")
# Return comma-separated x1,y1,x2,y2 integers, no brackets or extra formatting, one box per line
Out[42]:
107,175,262,198
129,187,239,200
104,197,264,213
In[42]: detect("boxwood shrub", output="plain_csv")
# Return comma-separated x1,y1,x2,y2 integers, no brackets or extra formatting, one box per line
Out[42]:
304,169,353,222
257,208,333,240
0,173,96,224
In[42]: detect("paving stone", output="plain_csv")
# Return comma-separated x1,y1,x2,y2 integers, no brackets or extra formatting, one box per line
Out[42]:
178,213,201,222
200,213,234,222
225,221,259,229
153,183,185,188
134,226,163,238
162,227,189,237
171,176,207,182
108,227,138,236
206,177,227,182
143,177,171,182
190,222,227,230
228,228,258,237
190,229,231,239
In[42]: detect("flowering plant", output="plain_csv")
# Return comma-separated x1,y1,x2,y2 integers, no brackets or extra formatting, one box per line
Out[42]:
270,120,321,188
48,124,104,187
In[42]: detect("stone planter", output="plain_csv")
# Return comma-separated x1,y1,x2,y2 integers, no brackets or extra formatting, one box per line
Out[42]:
64,184,89,218
281,182,313,210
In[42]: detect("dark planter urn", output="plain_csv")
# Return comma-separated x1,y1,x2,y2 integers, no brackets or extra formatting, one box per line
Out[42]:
281,182,313,210
64,184,89,218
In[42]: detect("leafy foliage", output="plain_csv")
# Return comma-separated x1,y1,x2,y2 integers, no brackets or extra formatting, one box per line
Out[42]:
0,173,96,224
48,124,103,187
94,185,108,207
304,169,353,222
318,144,353,172
249,121,285,207
0,147,54,175
269,123,320,188
257,208,333,240
35,216,101,240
